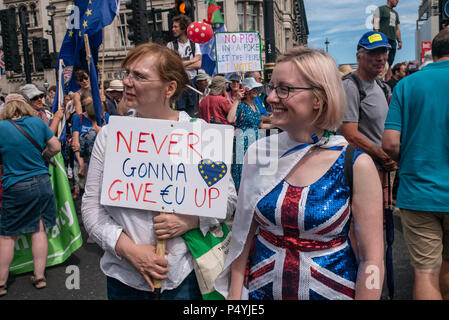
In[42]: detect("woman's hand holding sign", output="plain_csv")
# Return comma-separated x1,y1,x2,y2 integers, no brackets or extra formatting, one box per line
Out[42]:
115,232,169,291
153,213,199,240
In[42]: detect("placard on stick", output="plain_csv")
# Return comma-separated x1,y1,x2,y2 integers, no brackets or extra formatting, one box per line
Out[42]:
215,31,262,74
100,117,234,219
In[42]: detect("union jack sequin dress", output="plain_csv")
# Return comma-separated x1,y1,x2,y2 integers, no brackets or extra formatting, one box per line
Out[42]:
247,148,363,300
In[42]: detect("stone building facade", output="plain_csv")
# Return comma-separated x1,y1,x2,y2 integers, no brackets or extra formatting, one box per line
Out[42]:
0,0,308,93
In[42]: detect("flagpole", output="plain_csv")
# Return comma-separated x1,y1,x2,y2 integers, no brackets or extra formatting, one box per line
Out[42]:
57,59,63,138
101,28,105,95
84,34,91,72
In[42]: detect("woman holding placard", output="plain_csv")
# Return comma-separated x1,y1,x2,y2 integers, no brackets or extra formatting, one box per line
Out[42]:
81,43,237,300
216,46,384,300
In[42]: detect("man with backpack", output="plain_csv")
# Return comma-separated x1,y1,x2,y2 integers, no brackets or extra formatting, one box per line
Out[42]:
167,14,202,117
340,31,397,174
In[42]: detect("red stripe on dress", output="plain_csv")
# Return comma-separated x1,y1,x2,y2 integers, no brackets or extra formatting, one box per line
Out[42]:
316,205,350,235
310,267,355,299
281,185,302,299
249,261,275,281
254,210,270,227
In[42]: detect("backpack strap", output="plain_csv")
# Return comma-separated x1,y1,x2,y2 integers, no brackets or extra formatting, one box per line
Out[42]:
375,79,390,101
172,40,179,53
7,119,56,167
190,39,196,57
344,144,356,201
343,72,366,102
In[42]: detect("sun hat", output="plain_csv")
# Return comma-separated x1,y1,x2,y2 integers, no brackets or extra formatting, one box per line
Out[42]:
242,77,263,93
106,79,124,92
357,31,391,51
5,93,28,104
196,69,210,81
208,75,230,95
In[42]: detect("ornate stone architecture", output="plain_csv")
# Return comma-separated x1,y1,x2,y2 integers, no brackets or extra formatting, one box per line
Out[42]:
0,0,308,93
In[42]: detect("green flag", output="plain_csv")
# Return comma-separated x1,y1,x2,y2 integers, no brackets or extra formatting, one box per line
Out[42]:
10,153,83,274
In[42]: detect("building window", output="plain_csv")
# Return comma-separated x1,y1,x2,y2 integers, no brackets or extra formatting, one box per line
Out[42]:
237,2,244,31
247,3,258,31
118,13,129,48
237,1,261,31
149,11,162,32
19,5,30,27
29,3,38,27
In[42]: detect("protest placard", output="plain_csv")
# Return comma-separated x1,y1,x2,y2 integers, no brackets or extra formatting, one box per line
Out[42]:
100,116,234,219
215,31,262,74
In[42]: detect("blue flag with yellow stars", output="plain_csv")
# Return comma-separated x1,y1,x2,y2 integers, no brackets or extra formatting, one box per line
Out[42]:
57,0,120,93
88,54,104,127
200,24,227,76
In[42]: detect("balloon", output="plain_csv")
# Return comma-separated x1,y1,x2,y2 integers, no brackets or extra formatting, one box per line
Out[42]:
187,21,213,44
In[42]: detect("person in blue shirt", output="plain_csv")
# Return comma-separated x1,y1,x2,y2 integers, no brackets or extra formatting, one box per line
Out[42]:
383,28,449,300
71,93,109,198
0,94,61,297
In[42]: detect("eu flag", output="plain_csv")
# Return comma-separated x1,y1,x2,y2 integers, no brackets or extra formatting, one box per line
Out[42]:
88,54,104,127
200,24,227,76
57,0,120,93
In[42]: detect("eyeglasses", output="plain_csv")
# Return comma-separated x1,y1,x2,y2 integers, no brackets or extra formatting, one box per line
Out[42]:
266,84,314,99
119,70,161,84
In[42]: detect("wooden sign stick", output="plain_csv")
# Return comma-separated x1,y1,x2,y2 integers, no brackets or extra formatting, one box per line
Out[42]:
153,212,167,294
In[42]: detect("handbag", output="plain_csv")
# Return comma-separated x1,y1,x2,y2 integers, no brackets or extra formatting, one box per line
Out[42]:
182,222,232,300
7,119,56,167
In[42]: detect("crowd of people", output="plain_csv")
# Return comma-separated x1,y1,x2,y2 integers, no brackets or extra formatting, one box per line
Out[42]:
0,8,448,300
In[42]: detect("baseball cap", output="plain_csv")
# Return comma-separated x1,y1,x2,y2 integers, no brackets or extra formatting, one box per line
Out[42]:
18,84,44,101
406,60,419,74
357,31,391,51
228,73,241,82
208,75,230,95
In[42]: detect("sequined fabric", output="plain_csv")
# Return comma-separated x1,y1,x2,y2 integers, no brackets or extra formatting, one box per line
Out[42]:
247,148,362,300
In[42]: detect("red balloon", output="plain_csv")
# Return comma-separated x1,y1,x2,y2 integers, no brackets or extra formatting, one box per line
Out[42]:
187,21,213,44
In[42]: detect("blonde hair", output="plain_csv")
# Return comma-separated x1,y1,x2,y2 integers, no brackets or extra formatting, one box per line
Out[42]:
121,43,189,100
0,100,37,121
277,46,346,131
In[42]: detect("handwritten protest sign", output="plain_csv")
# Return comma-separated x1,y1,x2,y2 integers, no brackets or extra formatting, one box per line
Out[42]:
100,116,234,219
215,31,262,74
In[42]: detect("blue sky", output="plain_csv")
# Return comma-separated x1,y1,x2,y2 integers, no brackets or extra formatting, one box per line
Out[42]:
304,0,421,65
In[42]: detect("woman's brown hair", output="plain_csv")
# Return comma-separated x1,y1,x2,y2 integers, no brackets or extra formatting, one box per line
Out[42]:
121,43,190,101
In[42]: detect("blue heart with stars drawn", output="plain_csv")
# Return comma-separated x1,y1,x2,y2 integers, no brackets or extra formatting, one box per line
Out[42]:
198,159,228,187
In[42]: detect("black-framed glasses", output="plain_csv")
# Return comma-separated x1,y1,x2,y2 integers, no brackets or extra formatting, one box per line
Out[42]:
119,70,161,84
266,84,314,99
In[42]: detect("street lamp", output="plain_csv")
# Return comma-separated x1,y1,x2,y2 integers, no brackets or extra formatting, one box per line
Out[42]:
43,80,49,92
325,38,330,53
46,3,58,82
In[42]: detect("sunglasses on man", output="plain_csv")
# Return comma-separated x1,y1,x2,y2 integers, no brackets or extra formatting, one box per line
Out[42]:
31,95,44,101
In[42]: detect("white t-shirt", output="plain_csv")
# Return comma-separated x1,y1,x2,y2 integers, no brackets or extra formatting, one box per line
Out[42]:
167,40,202,80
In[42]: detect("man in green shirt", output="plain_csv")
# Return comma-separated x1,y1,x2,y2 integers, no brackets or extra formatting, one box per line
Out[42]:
373,0,402,66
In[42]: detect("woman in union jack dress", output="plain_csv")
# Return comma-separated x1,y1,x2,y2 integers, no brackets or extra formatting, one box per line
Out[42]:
215,46,385,300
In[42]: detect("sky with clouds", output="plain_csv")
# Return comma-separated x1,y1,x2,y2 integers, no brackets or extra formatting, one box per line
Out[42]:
303,0,421,65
